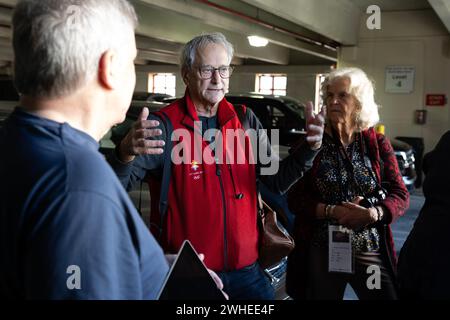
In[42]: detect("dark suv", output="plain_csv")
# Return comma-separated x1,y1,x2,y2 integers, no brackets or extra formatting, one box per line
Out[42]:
132,91,173,102
226,93,306,148
392,139,416,192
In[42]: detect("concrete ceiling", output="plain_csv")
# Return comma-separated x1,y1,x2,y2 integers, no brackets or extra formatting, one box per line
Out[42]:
429,0,450,33
349,0,431,12
0,0,448,75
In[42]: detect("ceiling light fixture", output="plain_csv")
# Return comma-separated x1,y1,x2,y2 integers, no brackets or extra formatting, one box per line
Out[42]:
247,35,269,47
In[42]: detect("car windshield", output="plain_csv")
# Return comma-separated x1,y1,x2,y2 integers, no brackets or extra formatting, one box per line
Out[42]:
281,98,305,119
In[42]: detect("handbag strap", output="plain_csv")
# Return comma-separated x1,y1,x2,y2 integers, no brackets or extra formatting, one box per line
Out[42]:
157,111,173,218
235,103,264,214
257,192,264,218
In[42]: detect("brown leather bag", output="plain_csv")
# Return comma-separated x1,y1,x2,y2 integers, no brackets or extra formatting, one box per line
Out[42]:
257,194,295,269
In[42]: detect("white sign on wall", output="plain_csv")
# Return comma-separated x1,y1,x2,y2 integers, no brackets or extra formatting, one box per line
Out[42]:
385,66,415,93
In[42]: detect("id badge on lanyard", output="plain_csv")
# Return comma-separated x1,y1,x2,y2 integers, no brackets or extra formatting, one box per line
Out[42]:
328,225,354,274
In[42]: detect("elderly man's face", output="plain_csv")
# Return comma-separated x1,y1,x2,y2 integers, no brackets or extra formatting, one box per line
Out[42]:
185,43,230,109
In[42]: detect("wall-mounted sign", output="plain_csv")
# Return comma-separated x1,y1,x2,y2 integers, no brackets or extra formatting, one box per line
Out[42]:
426,94,446,106
385,66,415,93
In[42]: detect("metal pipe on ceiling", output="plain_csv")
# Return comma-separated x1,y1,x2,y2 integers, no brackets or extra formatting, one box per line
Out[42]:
194,0,339,51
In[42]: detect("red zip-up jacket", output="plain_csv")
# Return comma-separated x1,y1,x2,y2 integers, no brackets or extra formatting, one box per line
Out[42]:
154,93,259,271
108,90,320,272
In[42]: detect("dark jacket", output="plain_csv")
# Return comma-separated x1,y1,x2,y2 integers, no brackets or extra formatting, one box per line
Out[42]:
0,109,168,299
108,90,319,272
397,131,450,299
286,127,409,299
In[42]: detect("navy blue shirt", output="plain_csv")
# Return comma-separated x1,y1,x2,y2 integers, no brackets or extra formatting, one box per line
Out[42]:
0,108,169,299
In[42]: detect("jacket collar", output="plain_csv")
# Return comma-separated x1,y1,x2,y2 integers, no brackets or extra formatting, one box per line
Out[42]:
181,88,236,130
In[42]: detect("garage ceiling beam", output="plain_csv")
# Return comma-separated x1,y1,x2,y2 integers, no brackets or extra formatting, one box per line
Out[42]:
132,0,291,65
0,7,12,24
0,0,16,8
136,35,183,55
428,0,450,33
137,49,179,65
0,26,11,39
0,44,12,61
240,0,361,46
134,0,336,62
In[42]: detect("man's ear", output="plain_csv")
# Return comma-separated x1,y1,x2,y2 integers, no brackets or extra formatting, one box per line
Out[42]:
98,49,119,90
182,69,190,85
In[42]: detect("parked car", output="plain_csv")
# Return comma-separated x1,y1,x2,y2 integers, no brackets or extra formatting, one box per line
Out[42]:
132,91,173,103
0,109,10,130
226,93,306,148
391,138,416,192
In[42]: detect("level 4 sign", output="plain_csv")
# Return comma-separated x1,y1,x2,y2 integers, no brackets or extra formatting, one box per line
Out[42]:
385,66,415,93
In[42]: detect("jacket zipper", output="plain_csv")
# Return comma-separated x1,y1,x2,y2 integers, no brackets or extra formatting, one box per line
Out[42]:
216,162,228,271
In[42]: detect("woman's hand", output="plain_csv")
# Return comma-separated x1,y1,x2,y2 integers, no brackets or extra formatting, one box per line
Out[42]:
331,200,378,230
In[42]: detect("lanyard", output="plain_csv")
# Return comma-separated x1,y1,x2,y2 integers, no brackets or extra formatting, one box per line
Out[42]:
330,126,367,201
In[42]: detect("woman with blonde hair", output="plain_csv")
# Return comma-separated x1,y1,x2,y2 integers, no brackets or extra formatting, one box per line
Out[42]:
286,67,409,300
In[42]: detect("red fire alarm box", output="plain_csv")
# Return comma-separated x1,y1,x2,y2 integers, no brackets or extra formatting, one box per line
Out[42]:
426,94,446,106
415,109,427,125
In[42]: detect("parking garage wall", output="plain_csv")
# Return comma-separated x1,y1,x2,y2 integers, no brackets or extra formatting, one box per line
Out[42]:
135,65,185,97
340,9,450,154
136,64,332,108
229,65,332,105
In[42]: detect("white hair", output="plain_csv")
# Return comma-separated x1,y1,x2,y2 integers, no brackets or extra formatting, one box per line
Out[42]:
12,0,138,98
321,67,380,131
180,32,234,75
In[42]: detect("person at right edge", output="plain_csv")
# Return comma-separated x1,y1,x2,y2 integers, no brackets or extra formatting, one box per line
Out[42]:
287,67,410,300
397,131,450,299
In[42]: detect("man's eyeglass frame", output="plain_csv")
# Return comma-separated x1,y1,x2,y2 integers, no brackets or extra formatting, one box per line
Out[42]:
197,66,234,79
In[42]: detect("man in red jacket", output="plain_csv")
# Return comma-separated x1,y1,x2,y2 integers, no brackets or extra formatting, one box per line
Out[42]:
108,32,325,300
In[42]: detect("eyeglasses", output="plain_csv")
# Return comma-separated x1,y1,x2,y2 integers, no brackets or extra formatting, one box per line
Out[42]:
197,66,234,79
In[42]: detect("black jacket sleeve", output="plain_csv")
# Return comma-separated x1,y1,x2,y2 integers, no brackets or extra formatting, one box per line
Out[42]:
245,108,320,194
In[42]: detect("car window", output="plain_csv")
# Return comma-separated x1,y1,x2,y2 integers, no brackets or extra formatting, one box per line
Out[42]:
283,100,305,120
249,103,270,128
269,106,286,129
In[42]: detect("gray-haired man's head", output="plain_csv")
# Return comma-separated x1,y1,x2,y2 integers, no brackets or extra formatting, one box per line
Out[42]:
12,0,138,99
